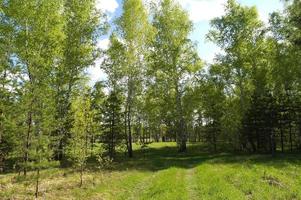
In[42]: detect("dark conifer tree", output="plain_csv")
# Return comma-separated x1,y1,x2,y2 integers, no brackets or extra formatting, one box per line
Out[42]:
102,89,124,159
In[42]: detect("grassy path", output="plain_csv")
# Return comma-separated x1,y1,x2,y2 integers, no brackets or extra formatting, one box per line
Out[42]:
137,167,188,200
2,142,301,199
194,163,246,199
185,167,199,200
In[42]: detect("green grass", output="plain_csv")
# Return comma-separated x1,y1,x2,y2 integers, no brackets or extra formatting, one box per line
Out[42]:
1,142,301,199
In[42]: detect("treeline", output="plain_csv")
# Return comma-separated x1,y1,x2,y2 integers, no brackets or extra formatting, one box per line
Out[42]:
202,0,301,154
0,0,301,185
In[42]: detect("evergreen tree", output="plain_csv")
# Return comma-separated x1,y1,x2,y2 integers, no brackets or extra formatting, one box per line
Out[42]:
91,81,106,153
102,89,124,159
0,7,17,172
2,0,63,181
53,0,106,162
207,0,267,149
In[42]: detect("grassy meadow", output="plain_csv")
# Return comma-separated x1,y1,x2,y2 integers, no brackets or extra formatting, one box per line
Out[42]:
1,142,301,200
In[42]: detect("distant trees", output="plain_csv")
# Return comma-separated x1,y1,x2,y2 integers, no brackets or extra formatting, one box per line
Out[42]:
199,71,225,152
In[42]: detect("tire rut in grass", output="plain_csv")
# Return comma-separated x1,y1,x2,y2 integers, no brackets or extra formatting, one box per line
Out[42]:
126,170,162,200
194,164,246,199
83,171,149,200
185,167,199,200
127,167,187,200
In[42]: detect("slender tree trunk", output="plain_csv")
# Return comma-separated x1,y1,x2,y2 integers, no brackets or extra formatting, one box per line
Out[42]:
56,81,73,162
0,108,3,173
299,122,301,150
80,166,83,187
280,124,284,153
35,168,40,198
213,129,217,153
0,73,4,164
24,108,32,176
111,108,115,158
85,132,88,156
124,110,128,156
24,19,33,177
126,78,133,158
127,105,133,157
91,134,95,157
289,124,293,152
175,82,186,152
286,88,293,152
256,129,260,151
271,131,275,156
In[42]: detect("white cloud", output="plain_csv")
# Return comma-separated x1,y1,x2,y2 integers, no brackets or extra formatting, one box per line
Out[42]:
179,0,280,24
87,38,110,85
97,38,110,50
96,0,119,13
258,10,269,24
179,0,226,23
87,65,107,85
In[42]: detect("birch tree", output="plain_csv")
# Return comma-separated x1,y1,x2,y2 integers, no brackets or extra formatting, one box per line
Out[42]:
116,0,154,157
151,0,202,152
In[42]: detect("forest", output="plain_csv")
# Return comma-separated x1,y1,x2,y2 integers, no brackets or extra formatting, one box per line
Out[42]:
1,0,301,199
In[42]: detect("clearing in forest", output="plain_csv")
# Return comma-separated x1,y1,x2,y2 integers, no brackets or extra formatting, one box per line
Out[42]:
1,142,301,200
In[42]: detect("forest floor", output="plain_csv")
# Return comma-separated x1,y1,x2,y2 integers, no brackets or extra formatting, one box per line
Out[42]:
1,142,301,200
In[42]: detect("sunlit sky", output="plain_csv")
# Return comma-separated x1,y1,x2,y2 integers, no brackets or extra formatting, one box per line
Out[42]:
88,0,284,84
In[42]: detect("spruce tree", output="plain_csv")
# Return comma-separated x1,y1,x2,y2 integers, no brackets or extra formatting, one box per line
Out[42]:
102,89,124,159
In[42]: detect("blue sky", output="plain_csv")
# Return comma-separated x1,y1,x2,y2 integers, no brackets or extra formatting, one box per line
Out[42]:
89,0,284,84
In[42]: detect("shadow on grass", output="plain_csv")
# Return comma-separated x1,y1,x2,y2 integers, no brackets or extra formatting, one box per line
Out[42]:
88,143,301,173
